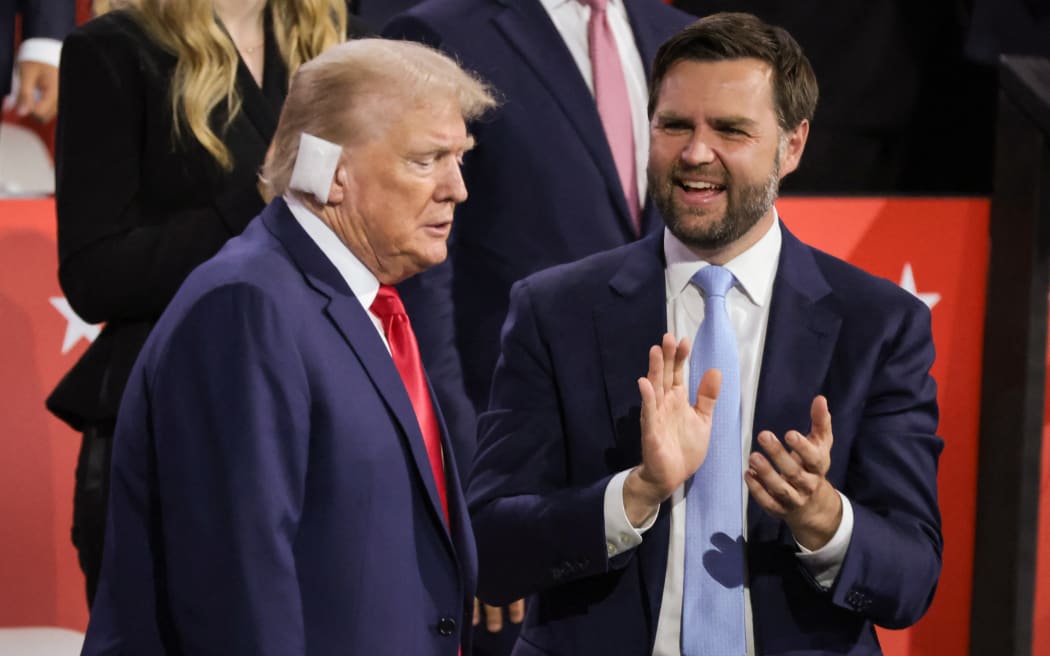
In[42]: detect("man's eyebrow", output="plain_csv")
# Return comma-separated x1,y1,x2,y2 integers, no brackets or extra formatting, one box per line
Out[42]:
653,111,693,125
710,116,760,130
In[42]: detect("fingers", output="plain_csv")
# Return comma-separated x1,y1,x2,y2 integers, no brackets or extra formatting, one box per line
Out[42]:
786,429,829,476
672,337,690,389
646,344,664,406
746,448,800,515
809,395,833,446
755,433,808,495
745,455,788,517
473,598,480,626
15,62,59,122
508,598,525,623
661,333,676,395
32,87,59,123
484,602,503,632
14,75,35,118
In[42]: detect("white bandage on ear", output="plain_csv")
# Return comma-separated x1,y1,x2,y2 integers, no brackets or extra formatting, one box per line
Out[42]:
288,132,343,204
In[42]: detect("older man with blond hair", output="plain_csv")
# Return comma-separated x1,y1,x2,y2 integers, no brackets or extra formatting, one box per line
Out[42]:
82,38,495,656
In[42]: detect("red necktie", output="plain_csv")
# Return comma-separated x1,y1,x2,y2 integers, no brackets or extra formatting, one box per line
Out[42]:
581,0,640,232
370,285,449,524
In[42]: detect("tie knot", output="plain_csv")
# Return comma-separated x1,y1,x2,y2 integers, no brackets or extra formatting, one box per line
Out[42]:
370,284,406,321
691,265,735,299
578,0,608,13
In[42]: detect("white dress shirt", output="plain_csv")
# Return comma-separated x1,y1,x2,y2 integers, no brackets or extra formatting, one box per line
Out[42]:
538,0,649,204
603,217,855,655
285,195,389,349
17,38,61,68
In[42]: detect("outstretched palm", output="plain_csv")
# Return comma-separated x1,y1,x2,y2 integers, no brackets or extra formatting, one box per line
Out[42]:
635,333,721,503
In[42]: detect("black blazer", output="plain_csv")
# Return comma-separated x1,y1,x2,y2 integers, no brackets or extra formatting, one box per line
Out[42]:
47,10,288,429
0,0,75,96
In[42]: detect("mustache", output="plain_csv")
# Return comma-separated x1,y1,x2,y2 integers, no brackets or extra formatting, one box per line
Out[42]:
672,163,729,182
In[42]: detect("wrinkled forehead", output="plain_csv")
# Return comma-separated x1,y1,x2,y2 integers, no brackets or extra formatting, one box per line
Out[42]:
654,58,776,117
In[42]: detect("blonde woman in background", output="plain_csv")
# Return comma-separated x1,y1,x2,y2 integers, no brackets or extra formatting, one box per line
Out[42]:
45,0,367,607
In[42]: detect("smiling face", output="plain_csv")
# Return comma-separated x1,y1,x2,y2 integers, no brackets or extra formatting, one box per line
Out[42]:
329,95,474,284
647,57,808,263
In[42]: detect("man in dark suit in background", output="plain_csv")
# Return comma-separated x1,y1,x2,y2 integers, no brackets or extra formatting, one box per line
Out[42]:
469,13,943,654
384,0,693,414
1,0,74,122
383,2,693,649
81,38,496,655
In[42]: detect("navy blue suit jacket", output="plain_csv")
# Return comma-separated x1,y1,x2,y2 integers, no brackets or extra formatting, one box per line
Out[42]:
0,0,74,96
83,199,477,656
384,0,693,414
468,225,943,655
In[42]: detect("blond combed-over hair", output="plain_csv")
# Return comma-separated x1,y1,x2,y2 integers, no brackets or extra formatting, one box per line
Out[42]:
261,38,498,198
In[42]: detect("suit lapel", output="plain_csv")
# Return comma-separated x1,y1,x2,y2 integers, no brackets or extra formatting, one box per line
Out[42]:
592,234,671,635
623,0,664,79
750,224,841,541
432,391,478,590
261,201,456,551
491,0,635,233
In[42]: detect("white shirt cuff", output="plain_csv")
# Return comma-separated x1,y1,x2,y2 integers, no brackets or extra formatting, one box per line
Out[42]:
603,469,656,558
795,491,854,589
17,38,62,68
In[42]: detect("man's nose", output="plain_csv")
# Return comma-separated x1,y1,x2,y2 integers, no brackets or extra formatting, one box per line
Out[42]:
439,160,468,203
680,131,716,166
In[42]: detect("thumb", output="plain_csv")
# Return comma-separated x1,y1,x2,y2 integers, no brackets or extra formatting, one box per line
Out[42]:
693,368,721,419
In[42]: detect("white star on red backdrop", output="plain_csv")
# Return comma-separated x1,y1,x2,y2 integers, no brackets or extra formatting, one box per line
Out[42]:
49,296,100,354
898,263,941,310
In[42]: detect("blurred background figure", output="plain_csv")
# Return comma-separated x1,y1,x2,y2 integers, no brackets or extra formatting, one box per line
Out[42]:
356,0,416,28
45,0,363,607
0,0,74,196
1,0,74,122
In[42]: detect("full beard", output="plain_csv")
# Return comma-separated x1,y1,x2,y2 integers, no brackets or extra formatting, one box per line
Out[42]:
652,157,781,252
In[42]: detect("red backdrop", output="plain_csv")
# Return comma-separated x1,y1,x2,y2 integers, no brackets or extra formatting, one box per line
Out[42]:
3,196,1044,656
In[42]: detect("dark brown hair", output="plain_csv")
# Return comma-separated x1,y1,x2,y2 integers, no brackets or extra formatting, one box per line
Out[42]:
648,12,818,131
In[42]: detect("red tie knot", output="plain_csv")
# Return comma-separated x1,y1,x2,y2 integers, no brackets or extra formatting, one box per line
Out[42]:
579,0,608,13
370,284,406,321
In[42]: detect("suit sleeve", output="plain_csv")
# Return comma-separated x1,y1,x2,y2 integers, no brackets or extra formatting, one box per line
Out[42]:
468,280,612,606
831,300,943,629
148,284,309,655
19,0,75,41
54,27,264,325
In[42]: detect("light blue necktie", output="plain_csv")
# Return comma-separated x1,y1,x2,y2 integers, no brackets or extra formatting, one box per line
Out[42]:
681,265,746,656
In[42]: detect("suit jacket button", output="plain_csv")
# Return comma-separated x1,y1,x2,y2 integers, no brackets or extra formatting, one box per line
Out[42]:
437,617,457,636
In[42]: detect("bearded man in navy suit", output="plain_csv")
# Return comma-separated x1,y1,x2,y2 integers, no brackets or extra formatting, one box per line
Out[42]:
82,38,496,655
469,13,943,655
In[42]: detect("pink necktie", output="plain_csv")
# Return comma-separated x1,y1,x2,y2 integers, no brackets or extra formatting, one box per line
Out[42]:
580,0,640,232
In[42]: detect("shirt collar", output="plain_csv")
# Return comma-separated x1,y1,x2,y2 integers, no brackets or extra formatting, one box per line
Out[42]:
284,194,381,308
663,211,783,308
539,0,624,15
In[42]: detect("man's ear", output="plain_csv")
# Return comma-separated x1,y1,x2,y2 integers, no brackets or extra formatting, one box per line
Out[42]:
778,119,810,179
325,164,348,206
